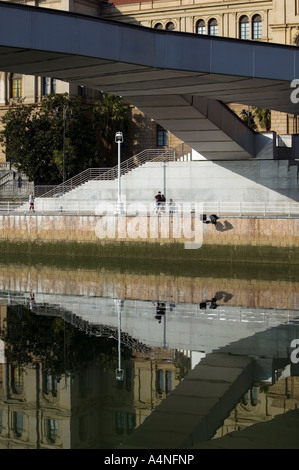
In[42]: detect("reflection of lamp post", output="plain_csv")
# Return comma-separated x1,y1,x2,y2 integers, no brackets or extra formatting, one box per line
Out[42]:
115,299,124,381
55,106,73,184
115,131,124,215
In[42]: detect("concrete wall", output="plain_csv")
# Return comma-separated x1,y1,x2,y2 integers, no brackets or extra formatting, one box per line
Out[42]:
53,159,299,205
0,214,298,248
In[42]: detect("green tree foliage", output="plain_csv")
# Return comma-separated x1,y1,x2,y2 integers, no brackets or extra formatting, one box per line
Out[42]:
93,93,129,165
253,107,271,131
240,108,257,131
0,94,100,184
240,107,271,131
1,305,130,377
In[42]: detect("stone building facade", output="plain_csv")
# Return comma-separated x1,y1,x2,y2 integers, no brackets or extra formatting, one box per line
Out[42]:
101,0,299,135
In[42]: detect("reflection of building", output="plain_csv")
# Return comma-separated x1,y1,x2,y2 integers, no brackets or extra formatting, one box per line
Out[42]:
0,305,191,448
217,377,299,438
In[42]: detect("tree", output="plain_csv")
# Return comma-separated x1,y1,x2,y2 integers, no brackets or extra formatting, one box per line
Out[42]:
240,108,257,131
253,107,271,131
0,94,100,185
93,93,129,166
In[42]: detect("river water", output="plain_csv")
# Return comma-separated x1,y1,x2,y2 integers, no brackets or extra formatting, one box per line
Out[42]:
0,254,298,449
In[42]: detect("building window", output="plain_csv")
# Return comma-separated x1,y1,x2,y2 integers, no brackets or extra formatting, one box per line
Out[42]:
196,19,206,35
252,14,262,39
10,74,22,98
11,366,23,394
165,371,172,394
157,125,168,146
156,370,164,395
166,22,175,31
208,18,218,36
12,411,23,438
42,373,58,397
239,16,249,40
154,23,163,29
42,77,56,95
127,413,136,435
45,419,58,444
115,411,125,435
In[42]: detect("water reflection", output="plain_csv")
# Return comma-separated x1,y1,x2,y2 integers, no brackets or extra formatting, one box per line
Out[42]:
0,259,298,449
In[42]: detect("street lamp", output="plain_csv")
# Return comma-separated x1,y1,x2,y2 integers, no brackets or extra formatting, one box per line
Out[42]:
55,106,73,184
115,298,124,381
115,131,124,214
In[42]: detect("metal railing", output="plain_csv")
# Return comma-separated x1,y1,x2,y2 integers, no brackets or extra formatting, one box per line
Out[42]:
0,162,11,170
39,168,110,198
39,148,176,199
2,199,299,218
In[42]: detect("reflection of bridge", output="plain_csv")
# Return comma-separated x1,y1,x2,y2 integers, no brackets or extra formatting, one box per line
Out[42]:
0,2,299,161
2,289,299,374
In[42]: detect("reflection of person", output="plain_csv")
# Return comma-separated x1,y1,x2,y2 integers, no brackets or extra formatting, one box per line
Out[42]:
200,297,218,310
29,293,35,311
29,192,35,212
153,302,166,323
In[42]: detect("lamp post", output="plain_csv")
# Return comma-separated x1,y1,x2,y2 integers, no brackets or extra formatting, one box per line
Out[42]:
115,299,124,381
55,106,72,184
115,131,124,214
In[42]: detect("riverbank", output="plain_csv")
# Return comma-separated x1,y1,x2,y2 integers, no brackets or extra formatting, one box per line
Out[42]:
0,214,298,264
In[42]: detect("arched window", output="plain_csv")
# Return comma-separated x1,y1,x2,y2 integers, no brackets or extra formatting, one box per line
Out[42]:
154,23,163,30
45,419,58,443
166,22,175,31
11,366,23,394
12,411,23,438
252,14,262,39
196,19,206,35
10,73,22,98
208,18,218,36
239,15,249,40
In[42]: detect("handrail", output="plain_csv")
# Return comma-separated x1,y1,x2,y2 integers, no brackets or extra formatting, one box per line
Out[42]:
3,200,299,218
0,162,11,170
0,172,12,187
39,148,177,198
39,168,110,198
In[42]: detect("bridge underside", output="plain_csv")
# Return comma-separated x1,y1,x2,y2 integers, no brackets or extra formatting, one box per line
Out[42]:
0,2,298,160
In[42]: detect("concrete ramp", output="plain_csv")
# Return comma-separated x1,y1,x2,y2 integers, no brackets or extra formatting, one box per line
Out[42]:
119,353,255,449
125,95,256,160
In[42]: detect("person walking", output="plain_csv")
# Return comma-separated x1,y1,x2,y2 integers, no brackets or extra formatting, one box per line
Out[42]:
29,192,35,212
154,191,166,213
154,191,162,213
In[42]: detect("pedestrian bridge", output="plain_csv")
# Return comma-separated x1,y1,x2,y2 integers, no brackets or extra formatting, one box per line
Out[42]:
0,1,298,160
